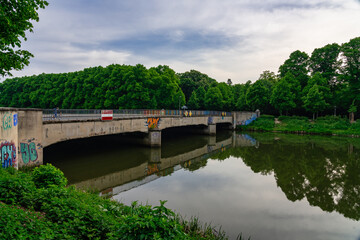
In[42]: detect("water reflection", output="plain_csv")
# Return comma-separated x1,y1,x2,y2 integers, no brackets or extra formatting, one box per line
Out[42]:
225,133,360,221
45,131,360,239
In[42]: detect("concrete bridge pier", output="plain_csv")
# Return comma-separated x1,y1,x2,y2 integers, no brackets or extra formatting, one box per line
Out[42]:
142,129,162,147
202,124,216,135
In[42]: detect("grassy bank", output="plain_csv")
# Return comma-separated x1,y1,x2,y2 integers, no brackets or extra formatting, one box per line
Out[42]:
238,115,360,136
0,164,244,240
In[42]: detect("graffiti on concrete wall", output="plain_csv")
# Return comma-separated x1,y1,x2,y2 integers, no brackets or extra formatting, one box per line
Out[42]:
20,142,39,164
1,113,18,131
146,118,160,129
0,142,16,168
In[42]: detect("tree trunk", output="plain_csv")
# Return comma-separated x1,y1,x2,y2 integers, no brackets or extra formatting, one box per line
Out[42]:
349,112,355,123
312,113,315,120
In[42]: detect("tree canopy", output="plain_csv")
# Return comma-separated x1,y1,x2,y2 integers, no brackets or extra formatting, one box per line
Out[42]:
0,0,48,77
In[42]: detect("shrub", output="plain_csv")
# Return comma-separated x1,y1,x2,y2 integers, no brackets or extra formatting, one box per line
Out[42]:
0,168,36,206
32,163,67,188
0,202,54,240
117,201,186,240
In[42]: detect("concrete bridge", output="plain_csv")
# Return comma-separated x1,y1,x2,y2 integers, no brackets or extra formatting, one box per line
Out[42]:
0,108,258,169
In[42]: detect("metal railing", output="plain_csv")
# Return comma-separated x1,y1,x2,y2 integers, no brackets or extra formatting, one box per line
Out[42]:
43,109,232,122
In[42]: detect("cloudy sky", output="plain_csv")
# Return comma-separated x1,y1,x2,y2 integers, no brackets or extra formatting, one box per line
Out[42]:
6,0,360,84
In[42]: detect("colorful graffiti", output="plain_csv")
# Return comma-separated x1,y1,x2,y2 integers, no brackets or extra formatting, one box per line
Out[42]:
0,142,16,168
146,118,160,129
2,113,13,131
13,114,18,127
1,113,18,131
20,142,38,164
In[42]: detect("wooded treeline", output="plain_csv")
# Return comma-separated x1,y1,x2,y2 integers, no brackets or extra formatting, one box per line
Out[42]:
1,36,359,118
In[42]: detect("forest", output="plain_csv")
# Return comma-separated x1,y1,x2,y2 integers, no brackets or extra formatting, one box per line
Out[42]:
0,36,359,118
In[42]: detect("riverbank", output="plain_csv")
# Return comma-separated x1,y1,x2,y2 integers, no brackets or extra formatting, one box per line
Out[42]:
237,115,360,136
0,164,243,240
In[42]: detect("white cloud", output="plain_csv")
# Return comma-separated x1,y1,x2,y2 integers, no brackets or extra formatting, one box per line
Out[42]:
5,0,360,83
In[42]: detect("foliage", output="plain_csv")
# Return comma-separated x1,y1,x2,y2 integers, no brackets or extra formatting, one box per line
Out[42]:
245,80,270,111
278,50,310,89
205,87,224,110
117,201,186,239
270,77,296,115
1,36,360,118
32,163,67,188
0,202,54,239
0,166,234,240
240,115,360,136
0,0,48,76
303,84,329,118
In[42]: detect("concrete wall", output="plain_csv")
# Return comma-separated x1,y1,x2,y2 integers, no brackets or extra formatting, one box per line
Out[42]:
0,109,19,169
0,108,43,169
17,110,43,169
43,118,149,147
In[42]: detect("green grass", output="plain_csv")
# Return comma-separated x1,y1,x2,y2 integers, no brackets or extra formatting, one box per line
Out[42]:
0,164,244,240
238,115,360,136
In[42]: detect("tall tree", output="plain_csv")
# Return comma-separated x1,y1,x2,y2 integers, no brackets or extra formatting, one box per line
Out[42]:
341,37,360,111
303,84,328,119
178,70,216,102
0,0,48,76
279,50,310,89
309,43,341,86
270,78,296,115
204,87,223,110
245,80,269,111
187,90,200,109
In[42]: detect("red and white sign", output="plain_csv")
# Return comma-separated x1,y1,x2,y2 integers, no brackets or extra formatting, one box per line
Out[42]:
101,110,113,120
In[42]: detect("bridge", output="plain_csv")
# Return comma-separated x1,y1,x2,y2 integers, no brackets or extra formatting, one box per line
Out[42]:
0,108,259,169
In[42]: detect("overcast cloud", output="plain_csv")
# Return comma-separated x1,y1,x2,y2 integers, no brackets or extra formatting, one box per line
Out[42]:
5,0,360,84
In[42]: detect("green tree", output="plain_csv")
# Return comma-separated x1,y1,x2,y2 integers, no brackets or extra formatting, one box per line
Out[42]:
270,78,296,115
195,86,206,110
246,80,270,111
309,43,341,86
341,37,360,113
234,81,251,111
178,70,216,102
204,87,223,110
217,82,234,111
187,91,199,109
0,0,48,76
279,50,310,89
303,84,328,119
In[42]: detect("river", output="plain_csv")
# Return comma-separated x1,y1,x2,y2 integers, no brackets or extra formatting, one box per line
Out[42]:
44,130,360,240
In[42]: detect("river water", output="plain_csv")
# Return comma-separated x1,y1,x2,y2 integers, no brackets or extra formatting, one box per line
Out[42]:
45,131,360,240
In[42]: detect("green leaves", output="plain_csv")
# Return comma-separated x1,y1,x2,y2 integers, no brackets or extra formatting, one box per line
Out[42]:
0,0,49,76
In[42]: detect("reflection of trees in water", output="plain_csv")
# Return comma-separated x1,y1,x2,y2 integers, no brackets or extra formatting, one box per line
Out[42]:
233,135,360,221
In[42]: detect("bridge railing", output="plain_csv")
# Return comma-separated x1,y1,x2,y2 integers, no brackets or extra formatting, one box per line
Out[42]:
43,109,232,121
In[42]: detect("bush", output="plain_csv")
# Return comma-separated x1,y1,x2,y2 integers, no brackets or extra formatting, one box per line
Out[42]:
0,168,36,206
0,202,54,240
32,163,67,188
117,201,186,240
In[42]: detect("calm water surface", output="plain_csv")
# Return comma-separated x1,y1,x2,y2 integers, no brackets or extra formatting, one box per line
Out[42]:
45,131,360,240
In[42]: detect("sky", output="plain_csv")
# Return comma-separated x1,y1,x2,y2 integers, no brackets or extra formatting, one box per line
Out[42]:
5,0,360,84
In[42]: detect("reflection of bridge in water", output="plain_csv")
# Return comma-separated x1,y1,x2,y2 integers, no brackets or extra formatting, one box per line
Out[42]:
71,133,258,196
